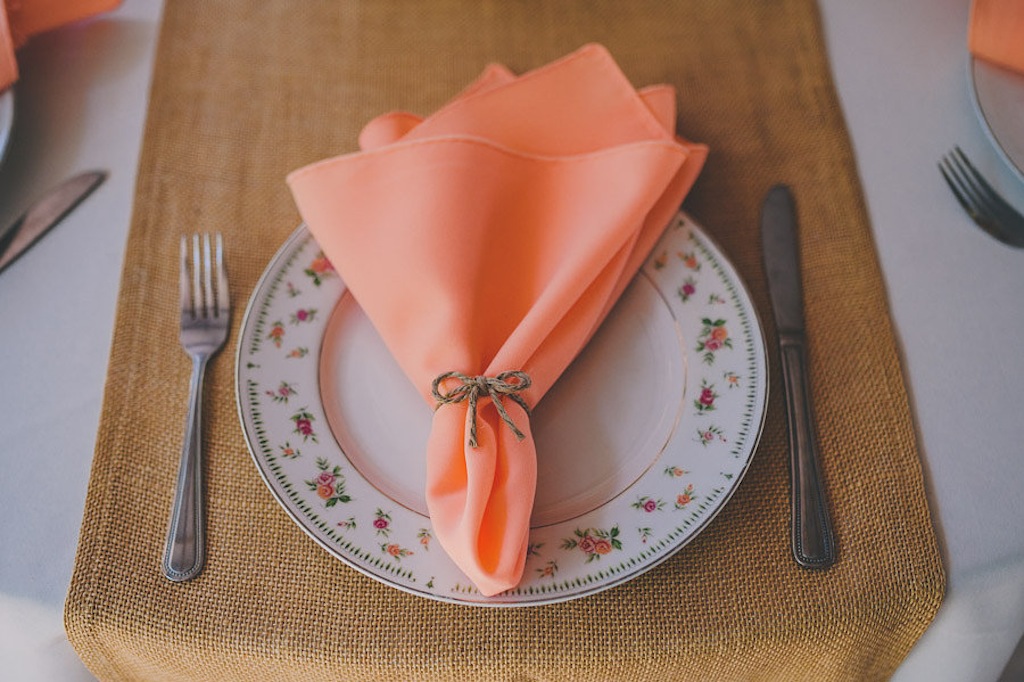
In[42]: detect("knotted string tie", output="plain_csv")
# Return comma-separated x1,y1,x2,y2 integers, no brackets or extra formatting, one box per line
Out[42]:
431,370,532,448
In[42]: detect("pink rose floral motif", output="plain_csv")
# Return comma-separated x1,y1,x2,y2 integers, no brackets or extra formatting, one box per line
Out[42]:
638,527,653,544
694,380,718,414
664,466,689,478
708,293,725,305
266,381,297,404
696,425,726,447
631,495,665,512
286,281,301,298
304,252,335,286
286,347,309,359
305,458,351,507
675,483,698,509
290,407,318,443
381,543,413,560
290,308,317,325
678,276,697,303
373,508,392,537
267,320,285,348
337,517,357,530
561,526,622,563
696,317,732,365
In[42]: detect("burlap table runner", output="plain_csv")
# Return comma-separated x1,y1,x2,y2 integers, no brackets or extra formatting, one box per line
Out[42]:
65,1,945,679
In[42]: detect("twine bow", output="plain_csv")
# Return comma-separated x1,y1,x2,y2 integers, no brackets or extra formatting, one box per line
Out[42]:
431,371,532,448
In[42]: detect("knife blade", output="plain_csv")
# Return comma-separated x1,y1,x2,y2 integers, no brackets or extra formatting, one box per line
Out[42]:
0,170,107,275
761,184,836,569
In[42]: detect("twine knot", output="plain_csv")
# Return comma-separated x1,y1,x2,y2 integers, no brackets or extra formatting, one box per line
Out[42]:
431,371,532,448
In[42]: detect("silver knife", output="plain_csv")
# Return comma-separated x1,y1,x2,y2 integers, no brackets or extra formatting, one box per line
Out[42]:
0,170,107,275
761,184,836,569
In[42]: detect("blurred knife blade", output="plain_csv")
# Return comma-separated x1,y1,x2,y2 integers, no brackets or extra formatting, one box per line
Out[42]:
0,170,107,275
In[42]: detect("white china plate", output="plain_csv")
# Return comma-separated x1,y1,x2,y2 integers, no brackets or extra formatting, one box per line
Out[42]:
0,88,12,166
236,212,768,606
970,56,1024,183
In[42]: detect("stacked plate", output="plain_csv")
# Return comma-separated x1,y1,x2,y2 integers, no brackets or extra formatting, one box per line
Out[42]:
0,89,12,166
970,56,1024,183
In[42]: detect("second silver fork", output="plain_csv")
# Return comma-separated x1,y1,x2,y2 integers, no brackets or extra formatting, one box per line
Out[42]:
938,146,1024,247
163,233,230,582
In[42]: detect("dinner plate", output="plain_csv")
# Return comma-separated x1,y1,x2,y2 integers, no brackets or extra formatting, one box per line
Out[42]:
970,56,1024,183
0,88,12,166
236,212,768,606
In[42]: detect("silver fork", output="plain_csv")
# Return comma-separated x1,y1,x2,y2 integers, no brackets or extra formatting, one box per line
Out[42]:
938,146,1024,247
163,233,230,582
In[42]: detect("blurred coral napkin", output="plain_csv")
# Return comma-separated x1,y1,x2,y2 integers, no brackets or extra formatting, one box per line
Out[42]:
288,44,707,596
1,0,121,92
969,0,1024,73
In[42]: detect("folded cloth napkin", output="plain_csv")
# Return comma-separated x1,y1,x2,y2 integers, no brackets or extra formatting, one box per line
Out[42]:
1,0,121,92
969,0,1024,73
287,43,707,596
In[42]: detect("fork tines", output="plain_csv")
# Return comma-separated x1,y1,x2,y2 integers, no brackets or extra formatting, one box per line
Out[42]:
938,146,1024,247
180,233,229,320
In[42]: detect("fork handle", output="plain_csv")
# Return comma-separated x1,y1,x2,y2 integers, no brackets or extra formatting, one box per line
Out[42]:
163,355,208,582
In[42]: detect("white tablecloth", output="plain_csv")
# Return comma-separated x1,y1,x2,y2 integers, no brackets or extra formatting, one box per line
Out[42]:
2,1,1022,679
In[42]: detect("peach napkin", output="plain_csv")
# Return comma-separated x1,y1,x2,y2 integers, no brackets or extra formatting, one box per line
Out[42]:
287,44,707,596
1,0,121,92
969,0,1024,73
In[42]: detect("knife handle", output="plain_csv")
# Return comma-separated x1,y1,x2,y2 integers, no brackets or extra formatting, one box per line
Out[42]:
779,332,836,569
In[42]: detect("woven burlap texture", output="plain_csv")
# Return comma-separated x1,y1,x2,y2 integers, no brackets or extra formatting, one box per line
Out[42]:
65,1,945,680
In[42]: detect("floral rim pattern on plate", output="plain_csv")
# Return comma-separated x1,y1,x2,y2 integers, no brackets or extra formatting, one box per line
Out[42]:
236,212,768,606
